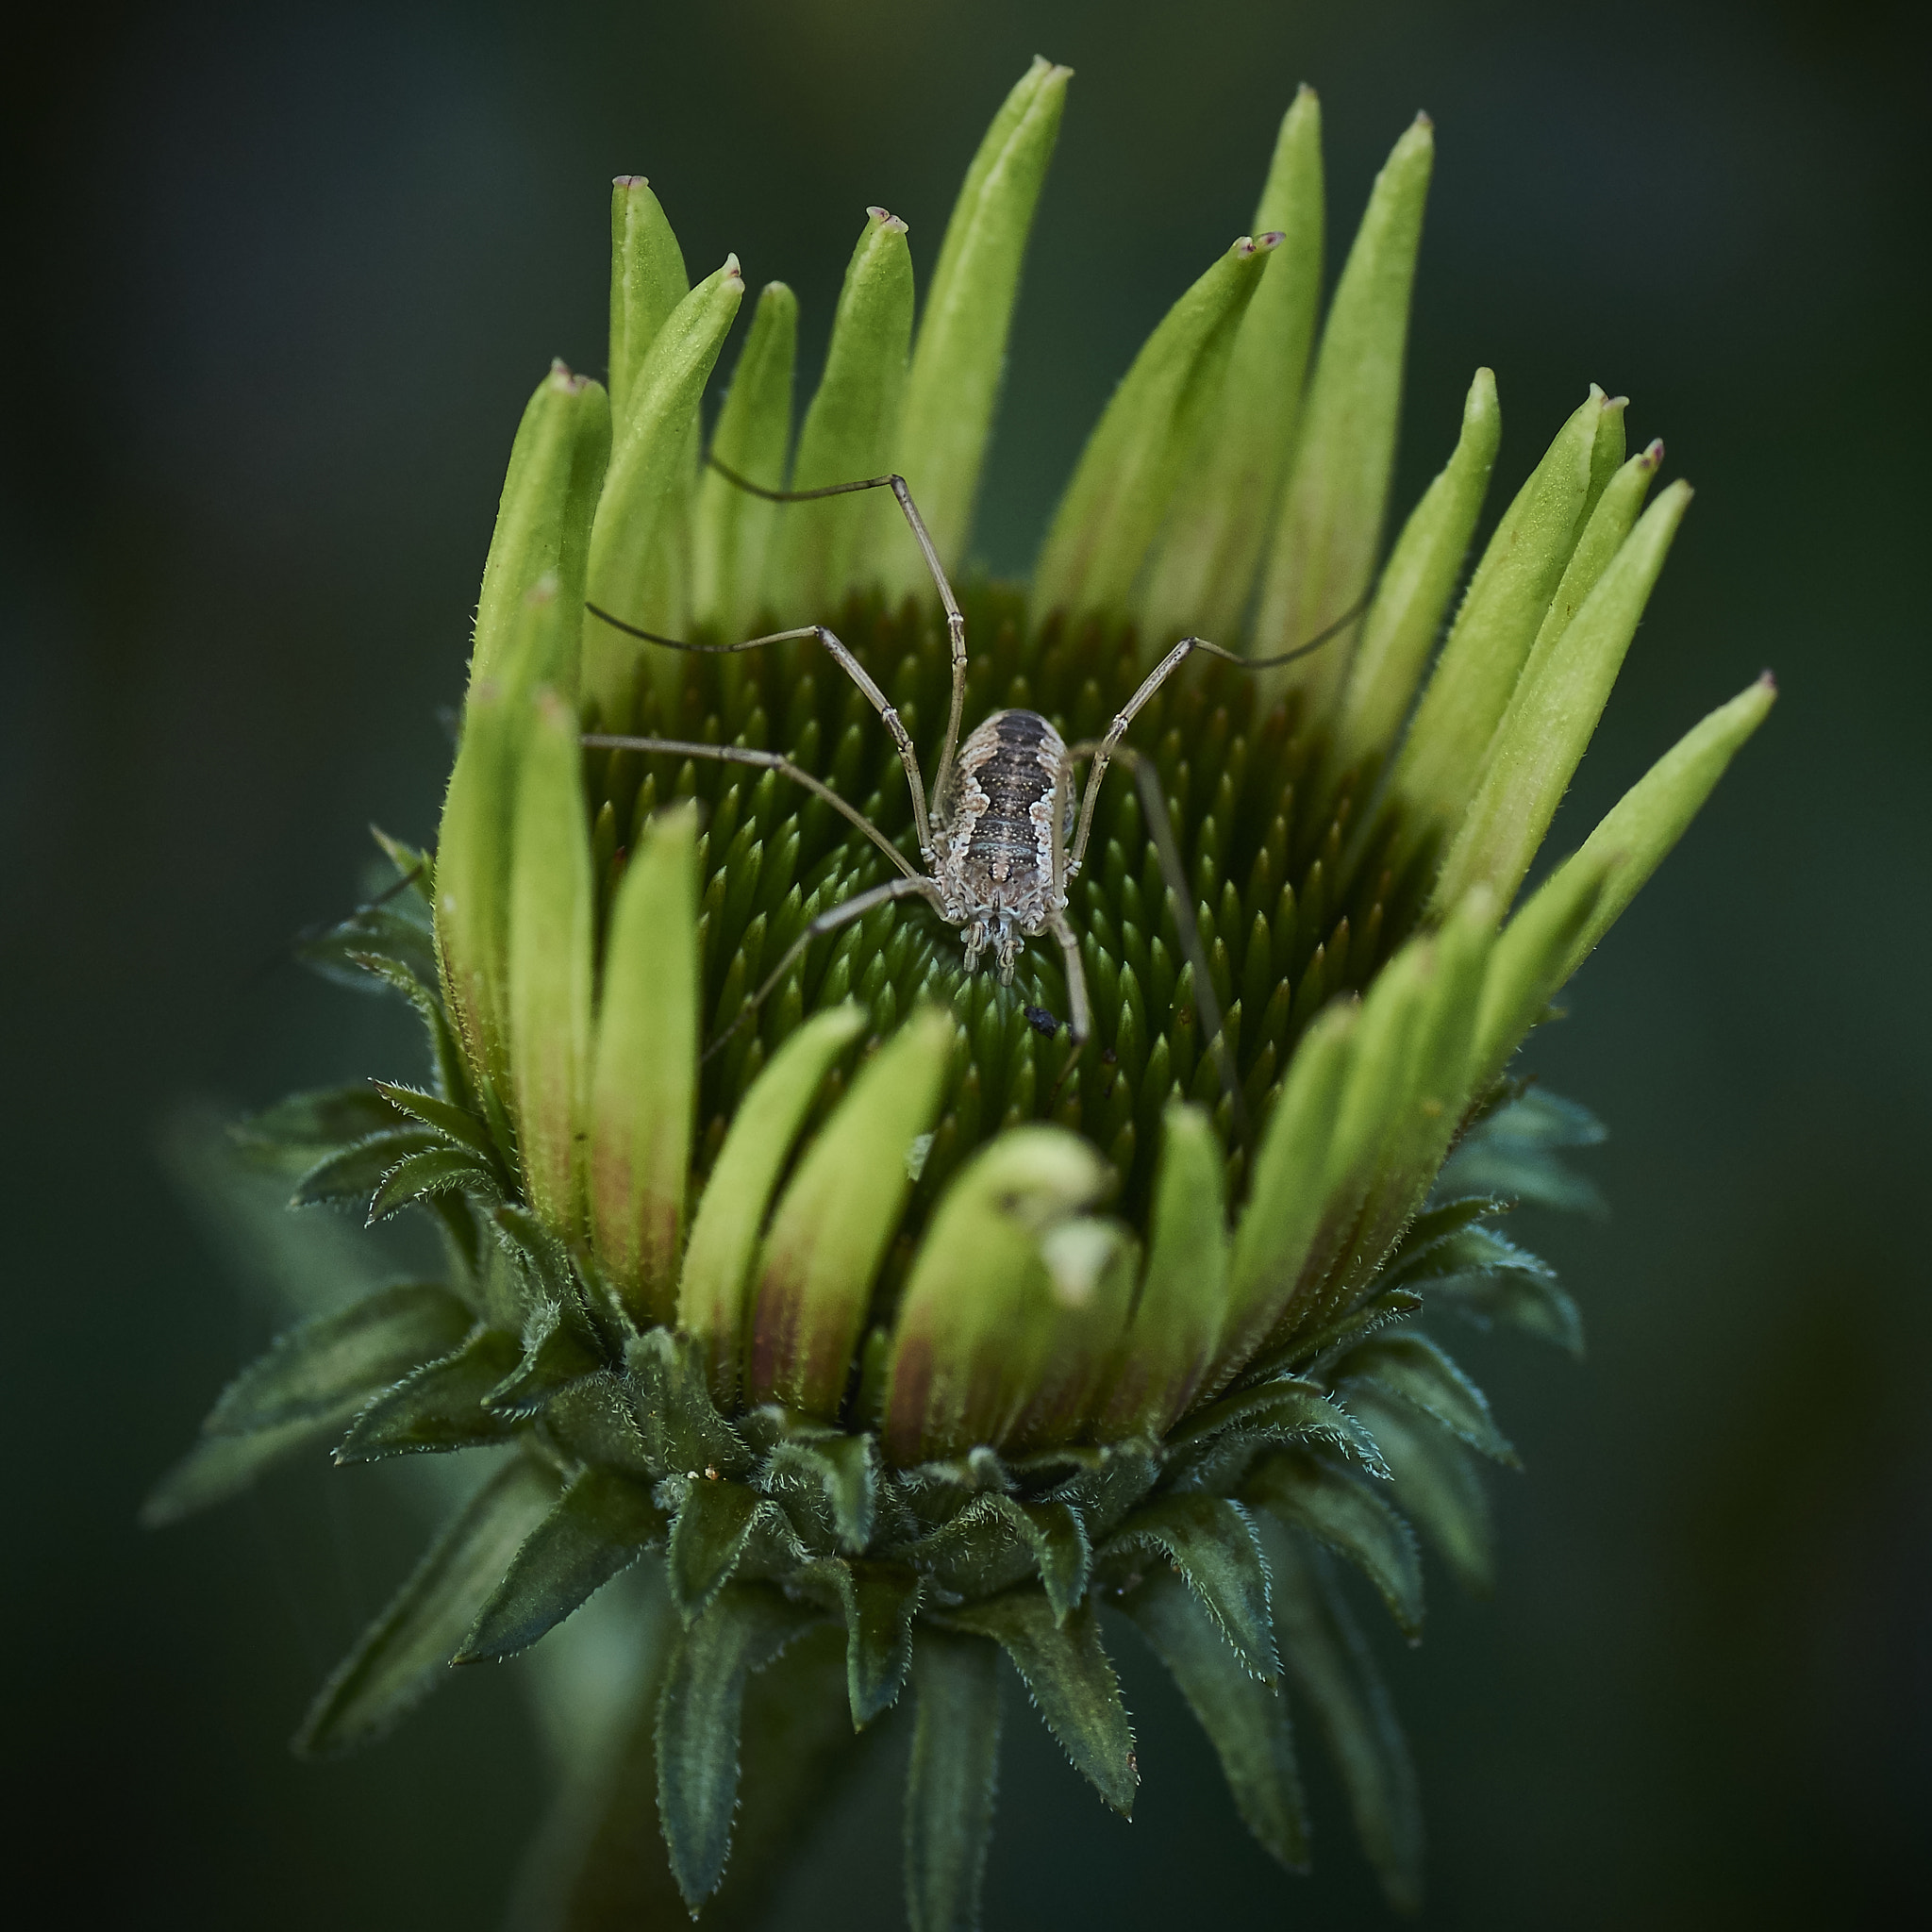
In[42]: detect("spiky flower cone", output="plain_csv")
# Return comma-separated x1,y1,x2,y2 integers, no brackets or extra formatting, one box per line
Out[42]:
151,58,1773,1927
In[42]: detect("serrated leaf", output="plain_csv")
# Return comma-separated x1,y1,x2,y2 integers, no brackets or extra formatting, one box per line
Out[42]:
904,1631,1002,1932
944,1591,1136,1816
1339,1331,1519,1466
625,1325,753,1479
1348,1386,1493,1595
668,1477,769,1622
1432,1264,1585,1357
291,1125,443,1208
529,1586,866,1928
484,1298,603,1416
543,1370,656,1483
654,1582,824,1907
141,1405,354,1528
295,1455,558,1757
1383,1195,1509,1279
372,1080,501,1169
295,902,441,996
1041,1440,1163,1547
348,951,471,1113
1106,1494,1278,1682
1264,1528,1424,1911
1246,1452,1424,1640
366,1143,497,1224
458,1465,667,1662
1275,1289,1423,1376
816,1559,922,1729
898,1492,1091,1625
335,1327,522,1463
204,1282,474,1435
1435,1136,1606,1216
760,1419,877,1554
229,1084,398,1176
1122,1568,1307,1870
1174,1376,1389,1478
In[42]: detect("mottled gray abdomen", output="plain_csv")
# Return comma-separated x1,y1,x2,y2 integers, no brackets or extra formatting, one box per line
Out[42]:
941,708,1064,910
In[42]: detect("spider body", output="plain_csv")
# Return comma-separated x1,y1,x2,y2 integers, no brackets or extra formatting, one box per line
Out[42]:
932,708,1072,984
583,456,1351,1068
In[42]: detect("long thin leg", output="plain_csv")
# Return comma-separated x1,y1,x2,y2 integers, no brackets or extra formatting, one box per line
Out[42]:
707,457,972,811
1064,739,1248,1150
702,872,942,1064
583,611,938,864
1041,911,1092,1114
1067,597,1371,875
1046,913,1091,1046
582,734,920,884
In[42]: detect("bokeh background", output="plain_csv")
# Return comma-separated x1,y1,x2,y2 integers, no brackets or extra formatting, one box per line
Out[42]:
6,0,1927,1924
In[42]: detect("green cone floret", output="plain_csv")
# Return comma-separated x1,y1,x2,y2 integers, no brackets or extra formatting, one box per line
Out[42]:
154,59,1775,1929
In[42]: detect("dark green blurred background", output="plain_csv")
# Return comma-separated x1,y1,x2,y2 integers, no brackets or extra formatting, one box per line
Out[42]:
6,1,1927,1924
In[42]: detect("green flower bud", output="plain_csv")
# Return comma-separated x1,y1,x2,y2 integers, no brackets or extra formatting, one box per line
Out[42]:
158,59,1774,1929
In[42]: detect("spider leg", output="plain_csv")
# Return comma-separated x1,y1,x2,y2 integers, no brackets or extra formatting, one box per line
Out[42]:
707,455,972,824
1064,739,1249,1151
580,734,921,883
583,610,938,863
1066,596,1370,875
701,872,943,1065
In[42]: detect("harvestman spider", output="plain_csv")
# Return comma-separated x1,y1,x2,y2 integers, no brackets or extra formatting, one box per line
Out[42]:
583,461,1354,1074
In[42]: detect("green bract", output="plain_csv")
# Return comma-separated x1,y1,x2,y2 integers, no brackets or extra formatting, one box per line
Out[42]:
154,55,1773,1928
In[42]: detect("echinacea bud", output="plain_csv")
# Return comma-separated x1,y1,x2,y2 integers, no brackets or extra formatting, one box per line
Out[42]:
1216,1001,1358,1383
471,360,610,691
678,1006,867,1405
1090,1101,1230,1439
1546,670,1777,985
1033,229,1282,621
889,55,1071,590
1435,479,1692,913
1140,84,1325,642
691,282,798,637
882,1125,1118,1462
607,175,691,427
507,674,594,1230
158,62,1778,1925
747,1008,953,1417
584,256,745,727
771,208,914,613
436,574,577,1097
589,802,699,1324
1512,437,1663,699
1392,384,1614,836
1335,367,1500,768
1254,111,1434,704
